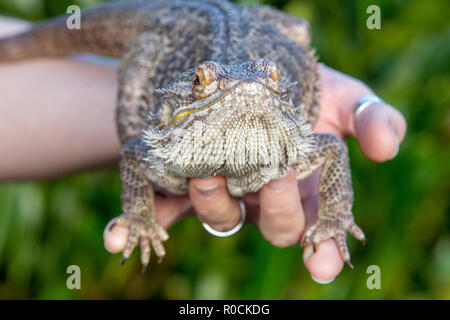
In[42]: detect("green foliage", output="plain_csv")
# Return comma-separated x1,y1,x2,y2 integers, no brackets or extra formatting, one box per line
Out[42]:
0,0,449,299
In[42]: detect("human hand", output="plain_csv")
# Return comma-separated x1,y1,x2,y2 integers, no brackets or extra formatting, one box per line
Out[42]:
104,63,406,283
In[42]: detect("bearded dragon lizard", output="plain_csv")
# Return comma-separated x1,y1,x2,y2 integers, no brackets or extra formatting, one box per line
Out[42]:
0,0,366,270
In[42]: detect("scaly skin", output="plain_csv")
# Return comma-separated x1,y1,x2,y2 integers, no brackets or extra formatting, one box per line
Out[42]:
0,0,365,270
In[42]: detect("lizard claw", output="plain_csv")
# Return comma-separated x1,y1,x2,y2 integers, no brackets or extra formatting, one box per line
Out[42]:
345,259,354,269
114,212,169,269
301,237,317,252
301,215,366,269
109,220,117,231
141,262,149,274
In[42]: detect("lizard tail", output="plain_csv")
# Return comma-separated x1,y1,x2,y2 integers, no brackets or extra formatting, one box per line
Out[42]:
0,1,148,62
0,19,74,62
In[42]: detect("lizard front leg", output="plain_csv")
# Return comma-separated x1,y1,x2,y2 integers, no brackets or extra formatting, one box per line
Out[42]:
114,138,168,271
114,32,170,270
294,133,366,268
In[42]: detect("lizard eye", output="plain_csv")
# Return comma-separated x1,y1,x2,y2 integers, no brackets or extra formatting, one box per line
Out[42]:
263,60,281,83
193,74,201,86
253,58,281,93
193,63,219,99
264,60,281,93
269,67,281,83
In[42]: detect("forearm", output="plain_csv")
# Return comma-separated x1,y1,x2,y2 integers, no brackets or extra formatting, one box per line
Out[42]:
0,18,121,180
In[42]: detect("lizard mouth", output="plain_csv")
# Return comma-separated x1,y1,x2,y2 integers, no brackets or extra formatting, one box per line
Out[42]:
170,81,295,125
159,107,312,180
170,86,236,124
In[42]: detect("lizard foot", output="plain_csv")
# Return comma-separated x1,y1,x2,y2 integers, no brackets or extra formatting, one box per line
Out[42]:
112,213,169,272
301,215,366,269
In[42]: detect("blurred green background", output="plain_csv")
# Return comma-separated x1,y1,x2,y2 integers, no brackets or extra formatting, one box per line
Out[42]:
0,0,449,299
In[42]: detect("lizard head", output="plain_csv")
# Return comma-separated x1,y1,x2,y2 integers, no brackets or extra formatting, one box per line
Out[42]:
155,58,300,127
147,58,313,178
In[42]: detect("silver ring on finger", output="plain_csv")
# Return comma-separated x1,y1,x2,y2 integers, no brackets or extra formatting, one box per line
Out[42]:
354,95,384,121
201,200,246,238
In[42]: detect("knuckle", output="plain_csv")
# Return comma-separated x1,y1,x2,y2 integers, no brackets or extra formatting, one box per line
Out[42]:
263,200,299,217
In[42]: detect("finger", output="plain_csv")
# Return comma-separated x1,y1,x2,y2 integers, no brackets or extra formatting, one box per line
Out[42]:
258,169,305,247
189,176,241,232
302,239,344,283
318,65,407,162
352,102,407,162
103,195,191,253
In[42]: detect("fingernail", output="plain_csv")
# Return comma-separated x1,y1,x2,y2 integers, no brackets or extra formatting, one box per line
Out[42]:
388,115,401,160
195,181,219,198
267,171,291,193
311,275,336,285
389,132,400,160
